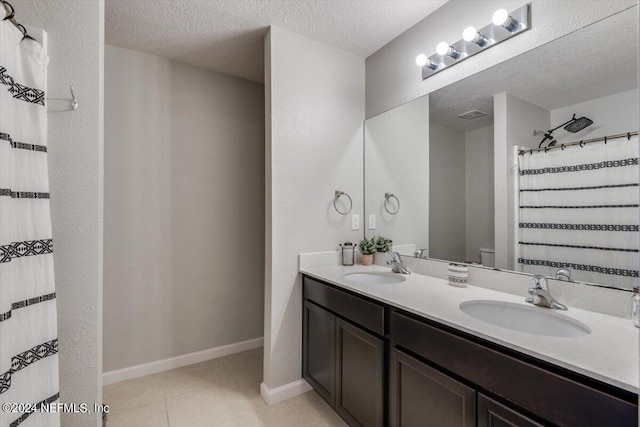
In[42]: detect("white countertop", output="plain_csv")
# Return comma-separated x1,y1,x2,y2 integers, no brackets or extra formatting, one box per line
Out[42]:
300,264,639,394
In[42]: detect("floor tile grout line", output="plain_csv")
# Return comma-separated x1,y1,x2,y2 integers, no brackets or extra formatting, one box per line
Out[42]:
163,374,171,427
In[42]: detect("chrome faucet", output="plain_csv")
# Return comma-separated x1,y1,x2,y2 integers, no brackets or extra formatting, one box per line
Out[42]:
388,252,411,274
526,275,567,310
555,268,572,281
414,248,428,259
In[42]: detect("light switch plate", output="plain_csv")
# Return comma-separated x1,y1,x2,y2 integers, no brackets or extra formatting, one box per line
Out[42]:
368,214,376,230
351,214,360,230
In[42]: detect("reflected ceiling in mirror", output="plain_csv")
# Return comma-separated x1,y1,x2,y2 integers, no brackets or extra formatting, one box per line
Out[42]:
430,8,638,133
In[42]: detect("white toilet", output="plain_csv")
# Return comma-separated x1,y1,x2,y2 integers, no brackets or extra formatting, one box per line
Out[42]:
479,248,495,267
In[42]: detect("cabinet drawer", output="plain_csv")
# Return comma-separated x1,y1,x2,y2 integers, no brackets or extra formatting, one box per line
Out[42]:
391,311,637,427
303,276,384,335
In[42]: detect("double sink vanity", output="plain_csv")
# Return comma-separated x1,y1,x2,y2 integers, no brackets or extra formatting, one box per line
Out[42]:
300,261,638,427
300,6,639,426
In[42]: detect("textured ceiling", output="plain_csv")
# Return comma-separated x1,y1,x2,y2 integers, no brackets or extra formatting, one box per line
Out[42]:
105,0,448,83
429,8,638,132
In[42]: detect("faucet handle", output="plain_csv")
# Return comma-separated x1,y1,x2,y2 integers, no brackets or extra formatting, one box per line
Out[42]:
531,274,547,290
556,268,572,281
390,252,402,263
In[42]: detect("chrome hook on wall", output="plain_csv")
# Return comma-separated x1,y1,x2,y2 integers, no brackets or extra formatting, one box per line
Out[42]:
45,85,79,111
333,190,353,215
69,86,78,110
384,192,400,215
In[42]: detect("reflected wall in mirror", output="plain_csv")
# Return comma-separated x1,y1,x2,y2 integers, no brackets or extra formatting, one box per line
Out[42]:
364,96,429,257
364,7,639,290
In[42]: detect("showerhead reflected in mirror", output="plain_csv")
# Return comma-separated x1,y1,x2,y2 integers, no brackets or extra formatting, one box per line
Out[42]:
364,7,639,290
537,114,594,148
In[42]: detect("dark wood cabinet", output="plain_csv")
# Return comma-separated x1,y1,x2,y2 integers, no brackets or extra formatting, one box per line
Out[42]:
302,275,638,427
477,394,543,427
390,310,637,427
389,348,475,427
303,300,336,406
336,318,384,427
303,278,386,426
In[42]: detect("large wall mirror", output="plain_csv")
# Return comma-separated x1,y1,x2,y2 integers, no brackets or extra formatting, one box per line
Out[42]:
364,7,639,290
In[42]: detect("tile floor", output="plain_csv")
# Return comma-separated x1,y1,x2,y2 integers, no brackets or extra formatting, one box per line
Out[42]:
103,348,347,427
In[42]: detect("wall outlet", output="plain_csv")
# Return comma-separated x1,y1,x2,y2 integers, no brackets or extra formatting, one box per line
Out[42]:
368,214,376,230
351,214,360,230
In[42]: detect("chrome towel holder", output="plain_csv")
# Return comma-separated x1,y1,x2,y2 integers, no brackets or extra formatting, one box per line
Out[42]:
384,192,400,215
333,190,352,215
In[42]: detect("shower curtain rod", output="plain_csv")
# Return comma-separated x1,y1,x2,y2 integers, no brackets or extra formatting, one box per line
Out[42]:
1,0,37,42
519,131,639,156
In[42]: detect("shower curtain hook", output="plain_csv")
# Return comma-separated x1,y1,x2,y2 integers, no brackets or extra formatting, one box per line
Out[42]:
604,136,607,144
69,86,78,110
579,140,584,148
561,144,565,151
2,0,15,20
628,133,631,141
529,149,533,155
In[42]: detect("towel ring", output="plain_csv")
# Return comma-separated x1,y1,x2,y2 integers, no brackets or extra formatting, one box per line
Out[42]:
384,192,400,215
333,190,352,215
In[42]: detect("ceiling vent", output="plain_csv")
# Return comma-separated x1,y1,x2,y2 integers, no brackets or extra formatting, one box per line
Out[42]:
457,109,488,120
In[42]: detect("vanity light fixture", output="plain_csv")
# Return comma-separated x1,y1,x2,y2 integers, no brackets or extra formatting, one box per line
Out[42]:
462,26,488,47
418,3,530,80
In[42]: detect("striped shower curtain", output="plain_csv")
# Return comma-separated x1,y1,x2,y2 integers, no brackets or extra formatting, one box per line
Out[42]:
518,136,640,289
0,12,60,427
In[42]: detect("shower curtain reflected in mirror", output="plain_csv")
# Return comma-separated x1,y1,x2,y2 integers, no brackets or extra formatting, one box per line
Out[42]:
518,136,640,289
0,14,60,427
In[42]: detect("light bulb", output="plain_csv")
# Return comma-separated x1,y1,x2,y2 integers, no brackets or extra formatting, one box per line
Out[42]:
416,54,428,67
436,42,460,59
462,26,477,42
492,8,519,32
436,42,450,56
463,26,488,47
492,9,509,26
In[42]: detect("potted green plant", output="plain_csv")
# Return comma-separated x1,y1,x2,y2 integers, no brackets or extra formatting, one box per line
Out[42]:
373,236,392,264
374,236,392,253
357,237,376,266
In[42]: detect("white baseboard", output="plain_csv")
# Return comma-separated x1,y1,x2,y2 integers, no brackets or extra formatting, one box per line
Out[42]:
260,379,312,406
103,337,264,386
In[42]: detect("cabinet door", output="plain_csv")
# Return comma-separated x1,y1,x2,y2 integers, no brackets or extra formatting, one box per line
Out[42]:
478,394,544,427
303,301,336,406
335,318,384,427
389,348,475,427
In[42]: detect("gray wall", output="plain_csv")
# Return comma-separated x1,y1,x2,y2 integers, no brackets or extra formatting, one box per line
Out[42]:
365,0,635,118
465,126,494,263
264,26,365,391
429,124,466,262
494,93,549,270
104,45,265,372
551,89,639,144
364,95,429,252
20,1,104,426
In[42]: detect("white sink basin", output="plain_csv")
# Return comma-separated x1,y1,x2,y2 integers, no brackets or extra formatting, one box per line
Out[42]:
460,300,591,338
343,272,407,285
